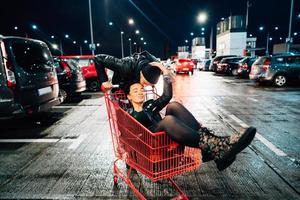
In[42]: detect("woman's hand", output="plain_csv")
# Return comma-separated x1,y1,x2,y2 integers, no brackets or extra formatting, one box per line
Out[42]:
101,81,113,92
149,62,175,80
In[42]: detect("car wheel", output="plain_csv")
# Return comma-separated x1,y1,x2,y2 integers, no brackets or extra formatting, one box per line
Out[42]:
273,74,287,87
232,69,238,76
87,79,100,92
59,89,67,102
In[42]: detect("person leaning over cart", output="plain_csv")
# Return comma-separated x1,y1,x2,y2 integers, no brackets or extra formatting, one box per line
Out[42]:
94,51,171,92
124,62,257,171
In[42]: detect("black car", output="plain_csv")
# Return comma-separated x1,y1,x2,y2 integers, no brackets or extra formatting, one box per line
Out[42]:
216,57,244,75
53,58,86,100
209,55,237,72
0,36,60,119
237,57,257,77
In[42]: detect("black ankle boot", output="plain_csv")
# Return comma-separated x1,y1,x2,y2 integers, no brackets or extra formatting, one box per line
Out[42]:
198,126,256,171
215,127,256,170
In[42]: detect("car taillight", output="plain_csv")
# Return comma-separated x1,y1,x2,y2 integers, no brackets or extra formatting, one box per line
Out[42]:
60,61,73,79
241,63,248,69
5,60,16,89
262,64,269,71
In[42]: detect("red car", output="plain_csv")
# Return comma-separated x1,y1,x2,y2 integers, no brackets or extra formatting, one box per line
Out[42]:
174,59,195,75
59,55,100,91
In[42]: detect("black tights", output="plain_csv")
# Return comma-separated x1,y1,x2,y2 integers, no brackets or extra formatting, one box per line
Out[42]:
153,102,201,148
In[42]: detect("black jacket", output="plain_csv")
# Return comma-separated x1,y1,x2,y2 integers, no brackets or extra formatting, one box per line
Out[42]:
94,51,159,89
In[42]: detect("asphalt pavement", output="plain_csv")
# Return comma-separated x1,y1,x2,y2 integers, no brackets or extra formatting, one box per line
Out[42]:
0,71,299,200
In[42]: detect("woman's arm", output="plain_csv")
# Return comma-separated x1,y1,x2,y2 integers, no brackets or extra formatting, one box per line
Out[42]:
94,54,134,90
144,74,173,112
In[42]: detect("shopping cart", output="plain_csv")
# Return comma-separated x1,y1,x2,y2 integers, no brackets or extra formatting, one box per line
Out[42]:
104,89,201,200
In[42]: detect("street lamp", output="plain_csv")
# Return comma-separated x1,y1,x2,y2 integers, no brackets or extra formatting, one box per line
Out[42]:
259,26,264,31
88,0,96,55
197,12,213,53
135,30,140,34
52,44,59,49
14,26,18,30
51,35,55,39
287,0,294,52
128,38,132,55
109,21,113,26
128,18,134,25
120,31,124,58
65,34,69,39
140,37,144,41
185,40,188,43
190,32,194,36
197,12,208,23
32,25,37,30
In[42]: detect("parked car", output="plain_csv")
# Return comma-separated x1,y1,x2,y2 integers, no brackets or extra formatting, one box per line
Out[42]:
53,57,86,100
59,55,100,91
209,55,237,72
249,53,300,87
174,58,195,75
0,36,60,119
237,57,257,77
197,59,211,71
216,56,244,75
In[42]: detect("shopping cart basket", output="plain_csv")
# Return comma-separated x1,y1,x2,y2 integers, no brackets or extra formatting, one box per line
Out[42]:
104,90,201,200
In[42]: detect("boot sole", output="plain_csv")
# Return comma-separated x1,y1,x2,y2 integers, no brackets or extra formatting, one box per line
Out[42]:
215,155,236,171
218,127,256,164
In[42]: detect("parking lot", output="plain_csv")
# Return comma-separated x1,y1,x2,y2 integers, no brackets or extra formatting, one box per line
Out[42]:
0,71,299,199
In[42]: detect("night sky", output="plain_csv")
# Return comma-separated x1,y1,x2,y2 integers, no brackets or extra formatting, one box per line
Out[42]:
1,0,299,58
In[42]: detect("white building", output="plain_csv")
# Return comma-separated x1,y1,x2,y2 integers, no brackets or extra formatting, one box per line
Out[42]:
216,16,247,56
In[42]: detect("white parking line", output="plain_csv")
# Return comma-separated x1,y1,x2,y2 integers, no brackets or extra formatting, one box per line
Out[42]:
68,134,88,150
247,97,258,102
0,139,60,143
228,114,287,157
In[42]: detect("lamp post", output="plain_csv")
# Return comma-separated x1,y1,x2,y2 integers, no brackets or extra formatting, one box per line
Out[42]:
88,0,95,55
128,38,132,55
120,31,124,58
287,0,294,52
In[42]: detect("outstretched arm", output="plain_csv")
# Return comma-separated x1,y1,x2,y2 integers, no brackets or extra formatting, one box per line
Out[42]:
94,54,134,90
144,73,173,113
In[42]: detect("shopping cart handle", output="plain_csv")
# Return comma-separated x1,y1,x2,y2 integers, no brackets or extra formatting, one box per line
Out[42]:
101,84,120,92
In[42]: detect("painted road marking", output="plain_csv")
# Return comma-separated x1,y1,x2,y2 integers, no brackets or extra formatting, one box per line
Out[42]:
68,134,88,150
247,97,258,102
207,104,288,157
228,114,288,157
0,138,75,143
0,139,60,143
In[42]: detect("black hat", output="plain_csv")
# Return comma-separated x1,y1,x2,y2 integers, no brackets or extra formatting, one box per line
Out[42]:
141,64,161,84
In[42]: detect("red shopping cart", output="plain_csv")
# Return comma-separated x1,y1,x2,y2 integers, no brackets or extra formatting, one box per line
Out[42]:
104,90,201,200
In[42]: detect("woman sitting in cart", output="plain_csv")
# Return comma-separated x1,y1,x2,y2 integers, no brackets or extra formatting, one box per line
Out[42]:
124,63,256,171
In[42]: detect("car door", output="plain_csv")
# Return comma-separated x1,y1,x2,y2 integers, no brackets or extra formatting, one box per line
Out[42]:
286,56,300,80
0,41,15,117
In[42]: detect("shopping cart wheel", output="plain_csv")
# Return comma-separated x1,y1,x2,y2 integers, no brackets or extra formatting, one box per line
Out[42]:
113,175,118,185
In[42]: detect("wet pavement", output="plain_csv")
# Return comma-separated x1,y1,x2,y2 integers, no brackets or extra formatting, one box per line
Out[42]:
0,71,299,199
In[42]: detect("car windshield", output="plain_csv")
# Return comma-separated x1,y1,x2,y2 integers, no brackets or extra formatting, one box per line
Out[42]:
239,57,249,64
220,57,242,63
11,40,53,73
253,57,271,65
66,59,80,70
